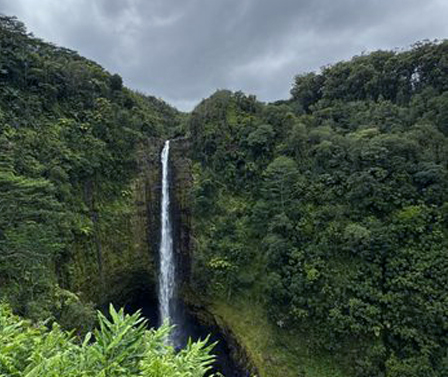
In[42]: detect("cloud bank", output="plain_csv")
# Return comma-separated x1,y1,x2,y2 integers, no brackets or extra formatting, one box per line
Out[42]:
1,0,447,110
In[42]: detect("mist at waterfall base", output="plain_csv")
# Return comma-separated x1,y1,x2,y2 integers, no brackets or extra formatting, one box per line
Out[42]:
136,140,248,377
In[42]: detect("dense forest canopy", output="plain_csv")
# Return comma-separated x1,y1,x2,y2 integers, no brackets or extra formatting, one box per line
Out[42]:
1,14,448,377
188,41,448,376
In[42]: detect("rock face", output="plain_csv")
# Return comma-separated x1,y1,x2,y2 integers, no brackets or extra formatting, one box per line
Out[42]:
185,298,259,377
169,138,193,286
60,136,192,309
62,138,164,308
60,135,256,375
169,138,258,376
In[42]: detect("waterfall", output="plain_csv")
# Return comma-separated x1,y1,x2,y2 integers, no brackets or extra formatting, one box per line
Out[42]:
158,140,177,343
155,140,248,376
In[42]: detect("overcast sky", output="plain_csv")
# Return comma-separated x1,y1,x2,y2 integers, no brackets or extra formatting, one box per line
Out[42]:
1,0,448,111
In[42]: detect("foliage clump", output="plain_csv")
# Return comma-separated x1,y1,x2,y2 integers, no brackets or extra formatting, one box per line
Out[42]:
0,303,217,377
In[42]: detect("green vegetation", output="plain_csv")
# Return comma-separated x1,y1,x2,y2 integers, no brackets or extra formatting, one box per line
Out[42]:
0,16,220,377
0,303,216,377
1,14,448,377
211,297,348,377
0,15,180,323
188,42,448,376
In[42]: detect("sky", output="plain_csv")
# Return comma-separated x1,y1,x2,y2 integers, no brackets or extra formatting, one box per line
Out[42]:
1,0,448,111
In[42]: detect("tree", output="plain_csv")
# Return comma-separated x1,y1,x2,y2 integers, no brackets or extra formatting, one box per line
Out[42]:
110,73,123,91
262,156,299,211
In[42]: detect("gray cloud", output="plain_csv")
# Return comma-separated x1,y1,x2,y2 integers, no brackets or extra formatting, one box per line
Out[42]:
1,0,448,110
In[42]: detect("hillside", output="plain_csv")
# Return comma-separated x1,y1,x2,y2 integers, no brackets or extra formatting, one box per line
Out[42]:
0,15,181,325
187,41,448,376
1,14,448,377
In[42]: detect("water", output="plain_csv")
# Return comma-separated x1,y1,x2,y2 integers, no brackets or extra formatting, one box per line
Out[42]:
154,140,249,376
158,140,178,344
125,289,249,377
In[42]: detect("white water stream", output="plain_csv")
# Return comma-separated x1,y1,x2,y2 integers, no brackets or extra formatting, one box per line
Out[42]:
156,140,247,376
158,140,177,343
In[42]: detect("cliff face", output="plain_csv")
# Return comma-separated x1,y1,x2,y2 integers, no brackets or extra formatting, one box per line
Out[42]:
61,138,164,308
60,135,255,374
169,138,258,376
60,136,192,309
169,138,193,285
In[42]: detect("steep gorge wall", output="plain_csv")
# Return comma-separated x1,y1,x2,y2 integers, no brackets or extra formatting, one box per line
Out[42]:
61,138,164,308
59,135,256,375
170,138,258,376
58,137,191,310
170,138,194,286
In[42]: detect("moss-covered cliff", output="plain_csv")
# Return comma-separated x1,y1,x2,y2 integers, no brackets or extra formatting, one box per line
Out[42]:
169,138,259,376
170,138,193,285
60,138,164,308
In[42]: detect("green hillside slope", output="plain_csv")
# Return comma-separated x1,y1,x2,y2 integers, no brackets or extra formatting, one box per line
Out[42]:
188,42,448,376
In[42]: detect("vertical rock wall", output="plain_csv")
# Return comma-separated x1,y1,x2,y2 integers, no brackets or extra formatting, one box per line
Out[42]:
61,136,192,309
61,135,256,375
62,138,164,307
169,138,193,285
169,138,257,376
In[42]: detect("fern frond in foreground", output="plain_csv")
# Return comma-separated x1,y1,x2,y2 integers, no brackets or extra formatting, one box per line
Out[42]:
0,303,218,377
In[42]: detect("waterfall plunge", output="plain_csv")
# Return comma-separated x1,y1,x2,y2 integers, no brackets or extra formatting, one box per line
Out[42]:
158,140,178,344
155,140,249,376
